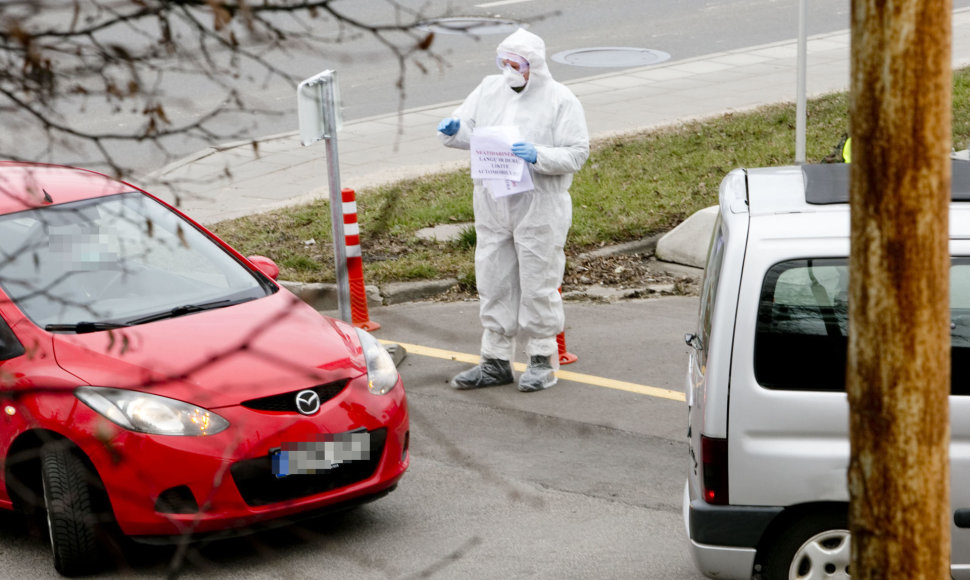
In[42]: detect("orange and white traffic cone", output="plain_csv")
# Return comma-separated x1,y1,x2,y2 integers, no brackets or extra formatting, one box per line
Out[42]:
557,331,577,365
342,188,380,331
557,287,576,364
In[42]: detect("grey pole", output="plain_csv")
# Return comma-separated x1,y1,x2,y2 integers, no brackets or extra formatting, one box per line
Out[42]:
795,0,808,163
297,70,352,323
322,80,352,324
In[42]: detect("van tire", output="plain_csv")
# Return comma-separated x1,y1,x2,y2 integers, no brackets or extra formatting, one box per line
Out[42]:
41,444,106,576
760,511,850,580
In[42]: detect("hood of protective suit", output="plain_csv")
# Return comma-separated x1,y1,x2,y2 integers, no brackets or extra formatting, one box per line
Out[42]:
496,28,552,81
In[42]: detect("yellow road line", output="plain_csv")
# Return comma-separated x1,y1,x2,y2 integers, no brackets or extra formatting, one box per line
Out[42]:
381,340,686,403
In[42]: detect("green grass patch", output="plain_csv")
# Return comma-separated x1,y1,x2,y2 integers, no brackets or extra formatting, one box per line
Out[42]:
212,68,970,284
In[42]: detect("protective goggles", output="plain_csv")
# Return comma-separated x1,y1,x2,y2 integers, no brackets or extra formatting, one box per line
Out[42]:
496,52,529,73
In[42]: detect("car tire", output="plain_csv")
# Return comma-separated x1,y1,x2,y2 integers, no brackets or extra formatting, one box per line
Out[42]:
41,444,106,577
761,511,851,580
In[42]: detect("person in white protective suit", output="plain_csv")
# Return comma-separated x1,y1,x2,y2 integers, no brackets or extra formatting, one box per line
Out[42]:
437,28,590,392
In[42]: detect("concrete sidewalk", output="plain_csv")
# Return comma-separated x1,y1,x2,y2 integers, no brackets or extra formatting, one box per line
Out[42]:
146,10,970,229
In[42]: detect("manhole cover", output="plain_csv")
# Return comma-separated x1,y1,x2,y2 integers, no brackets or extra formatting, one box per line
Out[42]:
418,17,524,36
551,47,671,68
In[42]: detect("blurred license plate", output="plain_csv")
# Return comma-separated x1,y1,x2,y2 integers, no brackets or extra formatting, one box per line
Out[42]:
271,431,371,477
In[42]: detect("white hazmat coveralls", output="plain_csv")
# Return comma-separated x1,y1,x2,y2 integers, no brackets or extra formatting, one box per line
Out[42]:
439,29,590,365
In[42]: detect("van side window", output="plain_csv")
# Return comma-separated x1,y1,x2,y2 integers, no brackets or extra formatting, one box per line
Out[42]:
756,257,970,395
755,259,849,391
697,216,726,369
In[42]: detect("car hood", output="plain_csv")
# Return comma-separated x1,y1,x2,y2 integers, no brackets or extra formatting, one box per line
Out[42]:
50,291,366,409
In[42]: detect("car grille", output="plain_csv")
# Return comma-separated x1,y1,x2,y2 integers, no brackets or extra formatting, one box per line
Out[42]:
230,428,387,507
240,379,350,413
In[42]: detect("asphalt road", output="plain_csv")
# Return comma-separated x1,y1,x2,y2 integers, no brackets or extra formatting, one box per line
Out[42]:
11,0,870,175
0,296,705,579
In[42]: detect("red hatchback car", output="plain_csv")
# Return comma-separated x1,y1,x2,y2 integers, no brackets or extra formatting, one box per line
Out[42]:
0,162,409,576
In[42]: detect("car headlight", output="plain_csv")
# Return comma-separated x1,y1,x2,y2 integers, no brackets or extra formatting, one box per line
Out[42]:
355,328,399,395
75,387,229,436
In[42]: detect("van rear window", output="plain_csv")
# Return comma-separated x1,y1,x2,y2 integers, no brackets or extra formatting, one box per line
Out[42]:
755,259,848,391
755,257,970,394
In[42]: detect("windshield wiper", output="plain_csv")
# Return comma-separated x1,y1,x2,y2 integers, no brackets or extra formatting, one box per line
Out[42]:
45,321,131,334
123,299,235,326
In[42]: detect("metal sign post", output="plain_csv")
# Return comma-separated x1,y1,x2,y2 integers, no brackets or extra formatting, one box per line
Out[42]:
297,70,352,323
795,0,807,164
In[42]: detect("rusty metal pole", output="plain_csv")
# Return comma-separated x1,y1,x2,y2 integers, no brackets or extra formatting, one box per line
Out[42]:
847,0,952,577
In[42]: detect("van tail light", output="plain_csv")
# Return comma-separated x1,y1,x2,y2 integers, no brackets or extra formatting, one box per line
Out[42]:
701,435,729,505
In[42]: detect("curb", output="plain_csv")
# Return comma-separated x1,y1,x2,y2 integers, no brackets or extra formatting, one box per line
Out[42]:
279,278,461,311
655,207,718,268
578,233,664,259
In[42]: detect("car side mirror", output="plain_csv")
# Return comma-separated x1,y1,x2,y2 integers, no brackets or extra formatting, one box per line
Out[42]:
247,255,280,281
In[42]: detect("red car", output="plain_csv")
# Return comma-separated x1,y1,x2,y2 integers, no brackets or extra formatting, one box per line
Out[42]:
0,162,409,576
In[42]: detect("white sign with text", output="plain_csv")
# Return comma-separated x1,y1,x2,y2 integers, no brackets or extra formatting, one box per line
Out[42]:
470,126,534,198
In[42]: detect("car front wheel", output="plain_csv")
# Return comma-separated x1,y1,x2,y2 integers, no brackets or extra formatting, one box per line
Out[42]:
761,511,851,580
41,444,106,577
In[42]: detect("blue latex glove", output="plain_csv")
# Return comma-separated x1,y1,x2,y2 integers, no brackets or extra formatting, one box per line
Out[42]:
437,117,460,136
511,141,538,164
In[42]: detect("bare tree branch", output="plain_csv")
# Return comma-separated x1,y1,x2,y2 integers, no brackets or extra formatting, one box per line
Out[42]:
0,0,450,177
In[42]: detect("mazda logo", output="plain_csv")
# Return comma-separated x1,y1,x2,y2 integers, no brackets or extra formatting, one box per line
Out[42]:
295,390,321,415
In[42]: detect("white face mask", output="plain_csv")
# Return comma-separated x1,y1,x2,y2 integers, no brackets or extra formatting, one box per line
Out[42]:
503,66,527,88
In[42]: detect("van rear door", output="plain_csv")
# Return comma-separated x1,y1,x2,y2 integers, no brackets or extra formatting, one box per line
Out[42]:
686,169,749,509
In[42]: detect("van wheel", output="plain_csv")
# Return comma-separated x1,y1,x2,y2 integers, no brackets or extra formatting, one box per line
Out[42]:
761,512,850,580
41,444,106,577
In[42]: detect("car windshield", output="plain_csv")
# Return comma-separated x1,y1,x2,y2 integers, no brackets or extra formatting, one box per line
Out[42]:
0,192,273,330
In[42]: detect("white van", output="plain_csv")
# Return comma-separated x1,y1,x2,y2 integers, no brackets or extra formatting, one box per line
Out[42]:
683,160,970,579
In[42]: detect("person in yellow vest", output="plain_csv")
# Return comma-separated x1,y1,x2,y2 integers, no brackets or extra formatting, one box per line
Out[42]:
841,136,852,163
